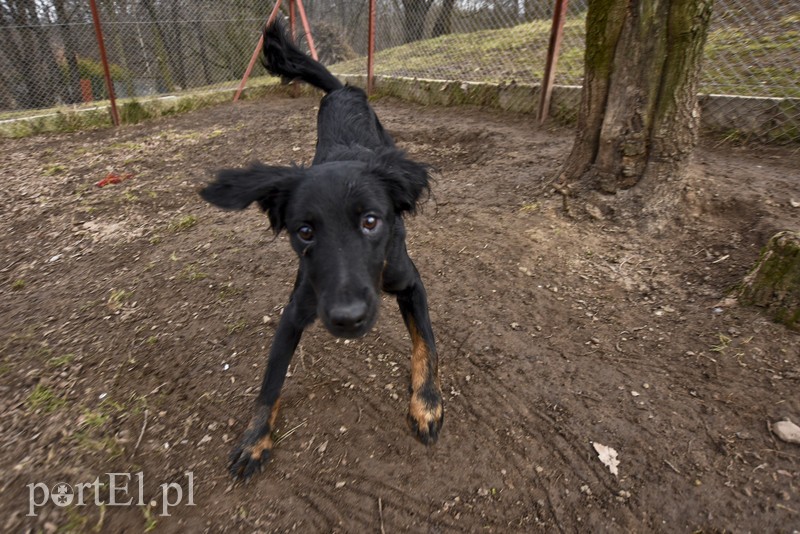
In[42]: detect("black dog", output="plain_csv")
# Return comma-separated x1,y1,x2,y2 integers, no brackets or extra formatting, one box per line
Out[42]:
200,20,443,480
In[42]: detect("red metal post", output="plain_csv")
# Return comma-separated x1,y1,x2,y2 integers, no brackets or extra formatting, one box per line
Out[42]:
288,0,299,97
233,0,283,102
295,0,318,60
538,0,569,123
89,0,119,126
289,0,296,40
367,0,376,95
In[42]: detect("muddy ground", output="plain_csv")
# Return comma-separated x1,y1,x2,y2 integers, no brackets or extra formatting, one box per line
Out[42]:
1,94,799,533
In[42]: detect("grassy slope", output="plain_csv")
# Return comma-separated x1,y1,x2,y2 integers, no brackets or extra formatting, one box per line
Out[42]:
331,19,564,84
331,16,800,98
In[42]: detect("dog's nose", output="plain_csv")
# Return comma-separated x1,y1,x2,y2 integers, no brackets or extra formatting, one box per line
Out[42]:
329,301,369,330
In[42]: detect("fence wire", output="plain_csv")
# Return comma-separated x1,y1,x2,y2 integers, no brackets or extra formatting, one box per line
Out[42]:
0,0,797,142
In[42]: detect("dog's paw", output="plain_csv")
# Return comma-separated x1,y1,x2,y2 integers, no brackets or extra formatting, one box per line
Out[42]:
228,429,273,480
407,386,443,445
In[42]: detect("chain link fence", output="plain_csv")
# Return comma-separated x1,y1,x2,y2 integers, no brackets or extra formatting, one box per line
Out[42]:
1,0,798,141
0,2,272,115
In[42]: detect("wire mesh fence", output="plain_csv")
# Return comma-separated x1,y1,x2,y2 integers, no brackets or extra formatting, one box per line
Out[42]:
1,0,797,141
0,1,273,114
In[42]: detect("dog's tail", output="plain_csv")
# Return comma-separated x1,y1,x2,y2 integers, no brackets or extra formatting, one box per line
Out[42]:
262,19,343,94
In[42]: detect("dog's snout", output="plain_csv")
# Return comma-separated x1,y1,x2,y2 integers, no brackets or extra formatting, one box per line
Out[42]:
329,301,369,330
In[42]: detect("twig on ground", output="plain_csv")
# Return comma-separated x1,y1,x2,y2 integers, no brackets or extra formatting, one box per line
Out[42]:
133,409,148,457
378,498,386,534
274,420,307,446
664,460,682,474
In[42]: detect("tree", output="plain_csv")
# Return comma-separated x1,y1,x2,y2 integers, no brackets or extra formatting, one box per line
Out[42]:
142,0,177,91
53,0,83,104
737,231,800,331
557,0,714,225
101,0,136,98
403,0,434,43
194,22,213,86
432,0,456,37
524,0,552,21
0,0,62,109
166,1,187,90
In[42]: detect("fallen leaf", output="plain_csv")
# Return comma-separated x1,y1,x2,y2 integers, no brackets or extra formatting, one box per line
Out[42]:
593,442,620,476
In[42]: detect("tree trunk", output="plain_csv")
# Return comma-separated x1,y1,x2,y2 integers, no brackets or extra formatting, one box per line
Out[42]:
142,0,175,91
3,0,58,109
403,0,433,43
195,23,212,85
433,0,456,37
737,231,800,331
168,2,188,90
524,0,551,21
101,0,135,99
53,0,82,104
558,0,713,226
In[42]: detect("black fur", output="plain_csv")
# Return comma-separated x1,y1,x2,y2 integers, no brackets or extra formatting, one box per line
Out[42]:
200,19,443,480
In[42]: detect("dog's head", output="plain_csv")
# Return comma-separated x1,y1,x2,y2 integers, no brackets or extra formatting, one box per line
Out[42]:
201,148,429,338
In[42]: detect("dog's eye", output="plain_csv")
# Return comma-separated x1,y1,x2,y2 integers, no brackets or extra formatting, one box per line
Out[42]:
297,225,314,241
361,215,380,233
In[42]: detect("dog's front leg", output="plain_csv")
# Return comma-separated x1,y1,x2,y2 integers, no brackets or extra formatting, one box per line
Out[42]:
229,289,315,480
395,274,444,445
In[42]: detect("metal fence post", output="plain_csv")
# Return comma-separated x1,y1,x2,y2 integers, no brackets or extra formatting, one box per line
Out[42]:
233,0,284,103
539,0,569,123
89,0,120,126
368,0,376,95
295,0,319,60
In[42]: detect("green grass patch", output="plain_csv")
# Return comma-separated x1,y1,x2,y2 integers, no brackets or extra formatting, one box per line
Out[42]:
70,397,136,459
227,318,247,335
71,431,125,459
25,343,53,361
120,100,153,124
218,283,243,301
43,164,66,176
168,214,198,233
121,190,140,203
27,384,66,413
0,77,285,139
143,504,158,532
80,409,110,428
108,288,134,310
47,353,75,367
181,263,207,282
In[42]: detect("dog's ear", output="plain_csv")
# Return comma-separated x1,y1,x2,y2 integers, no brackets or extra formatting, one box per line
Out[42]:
371,149,431,215
200,163,302,233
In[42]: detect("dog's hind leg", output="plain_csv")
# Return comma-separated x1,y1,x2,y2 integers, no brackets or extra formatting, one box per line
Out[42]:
394,269,444,445
228,283,316,480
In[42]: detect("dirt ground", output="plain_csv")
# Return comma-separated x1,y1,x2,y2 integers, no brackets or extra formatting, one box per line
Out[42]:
1,94,799,533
